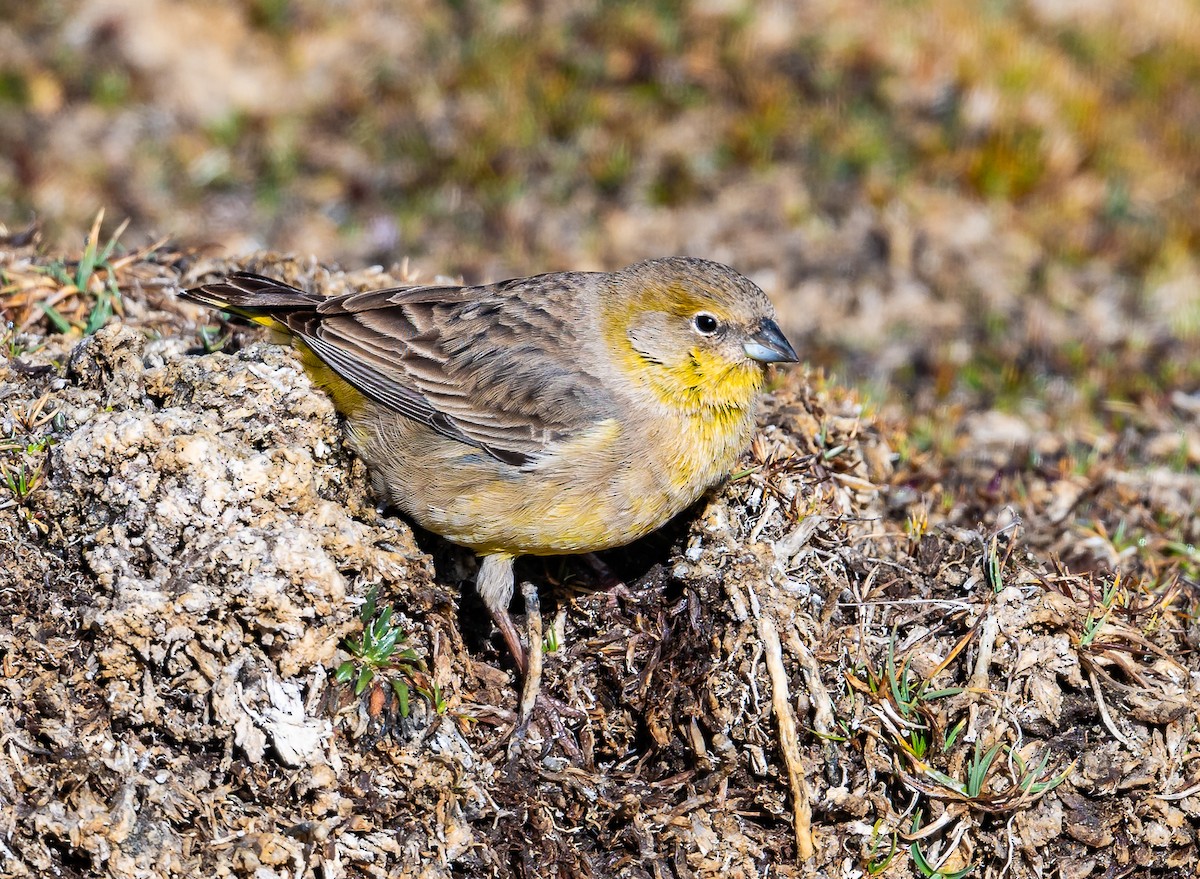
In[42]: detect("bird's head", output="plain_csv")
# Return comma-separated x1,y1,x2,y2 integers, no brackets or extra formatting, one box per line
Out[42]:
602,257,798,413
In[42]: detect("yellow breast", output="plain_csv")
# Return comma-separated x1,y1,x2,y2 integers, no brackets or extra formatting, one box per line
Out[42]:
349,398,756,558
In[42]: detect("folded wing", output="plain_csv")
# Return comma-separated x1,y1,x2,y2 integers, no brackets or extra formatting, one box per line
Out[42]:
186,272,616,466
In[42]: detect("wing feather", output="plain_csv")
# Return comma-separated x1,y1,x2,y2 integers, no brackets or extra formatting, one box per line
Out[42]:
187,271,615,466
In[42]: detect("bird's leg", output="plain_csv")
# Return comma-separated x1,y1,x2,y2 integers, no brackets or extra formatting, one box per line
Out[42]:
478,554,585,761
477,553,526,673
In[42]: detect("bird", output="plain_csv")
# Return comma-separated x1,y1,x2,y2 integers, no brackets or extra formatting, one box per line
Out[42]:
182,257,797,674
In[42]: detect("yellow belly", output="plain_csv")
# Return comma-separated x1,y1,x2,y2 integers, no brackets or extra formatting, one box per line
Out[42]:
296,347,756,556
350,404,751,557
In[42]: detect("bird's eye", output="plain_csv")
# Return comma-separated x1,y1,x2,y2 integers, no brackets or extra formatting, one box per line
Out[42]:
692,313,720,335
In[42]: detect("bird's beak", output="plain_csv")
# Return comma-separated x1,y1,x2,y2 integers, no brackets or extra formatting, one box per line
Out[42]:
743,318,798,364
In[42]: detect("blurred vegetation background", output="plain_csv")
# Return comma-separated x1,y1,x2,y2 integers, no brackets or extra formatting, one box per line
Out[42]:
2,0,1198,430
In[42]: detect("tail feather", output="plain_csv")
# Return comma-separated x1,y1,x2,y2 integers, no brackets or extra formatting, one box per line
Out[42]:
180,272,325,323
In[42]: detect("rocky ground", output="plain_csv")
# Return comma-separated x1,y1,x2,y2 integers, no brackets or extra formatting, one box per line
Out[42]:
0,231,1197,878
2,2,1200,876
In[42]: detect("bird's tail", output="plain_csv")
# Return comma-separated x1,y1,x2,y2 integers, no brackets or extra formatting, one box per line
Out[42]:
180,272,325,331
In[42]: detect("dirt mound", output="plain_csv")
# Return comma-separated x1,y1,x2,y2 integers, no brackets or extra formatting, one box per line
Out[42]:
1,243,1199,877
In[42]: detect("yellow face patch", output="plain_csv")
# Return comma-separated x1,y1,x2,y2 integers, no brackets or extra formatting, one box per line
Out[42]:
601,281,765,414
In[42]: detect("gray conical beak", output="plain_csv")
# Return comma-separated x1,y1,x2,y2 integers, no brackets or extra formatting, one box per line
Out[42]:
744,318,798,364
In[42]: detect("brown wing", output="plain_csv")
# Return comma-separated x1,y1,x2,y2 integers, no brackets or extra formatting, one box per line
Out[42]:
185,272,616,466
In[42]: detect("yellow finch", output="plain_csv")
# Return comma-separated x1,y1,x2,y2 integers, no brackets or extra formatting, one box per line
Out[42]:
183,257,797,670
